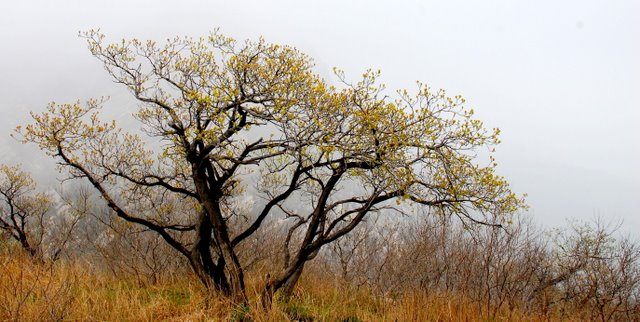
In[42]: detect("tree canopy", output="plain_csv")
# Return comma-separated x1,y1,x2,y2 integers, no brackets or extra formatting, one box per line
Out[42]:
17,30,524,303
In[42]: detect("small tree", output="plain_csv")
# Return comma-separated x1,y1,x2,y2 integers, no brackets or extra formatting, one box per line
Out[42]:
17,30,524,303
0,164,51,258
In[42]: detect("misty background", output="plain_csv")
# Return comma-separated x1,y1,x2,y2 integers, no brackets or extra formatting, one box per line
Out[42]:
1,0,638,235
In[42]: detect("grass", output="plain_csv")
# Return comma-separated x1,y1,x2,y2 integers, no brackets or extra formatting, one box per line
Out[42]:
0,248,587,321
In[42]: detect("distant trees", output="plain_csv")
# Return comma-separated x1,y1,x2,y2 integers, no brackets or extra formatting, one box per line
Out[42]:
547,221,640,321
0,164,86,261
0,164,51,258
318,212,640,320
17,30,524,304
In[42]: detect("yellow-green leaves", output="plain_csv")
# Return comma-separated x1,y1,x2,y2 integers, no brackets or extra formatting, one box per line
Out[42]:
20,30,524,232
0,164,37,197
0,163,52,253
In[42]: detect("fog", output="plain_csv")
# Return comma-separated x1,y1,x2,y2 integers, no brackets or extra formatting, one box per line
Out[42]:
1,0,638,234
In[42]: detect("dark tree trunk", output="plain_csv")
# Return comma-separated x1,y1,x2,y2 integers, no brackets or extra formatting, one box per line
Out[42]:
192,165,248,303
280,263,304,298
16,230,39,259
211,217,247,302
190,209,230,294
261,252,310,308
281,247,321,299
204,200,247,302
261,264,304,308
261,278,277,309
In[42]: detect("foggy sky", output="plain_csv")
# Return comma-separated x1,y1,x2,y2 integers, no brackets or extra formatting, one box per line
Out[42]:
1,0,638,234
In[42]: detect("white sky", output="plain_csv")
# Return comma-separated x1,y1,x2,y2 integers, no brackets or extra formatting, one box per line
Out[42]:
1,0,638,234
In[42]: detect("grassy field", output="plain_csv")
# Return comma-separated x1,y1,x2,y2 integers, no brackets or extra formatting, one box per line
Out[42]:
0,248,587,322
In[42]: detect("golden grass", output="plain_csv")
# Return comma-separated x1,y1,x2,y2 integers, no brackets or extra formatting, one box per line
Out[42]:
0,248,586,321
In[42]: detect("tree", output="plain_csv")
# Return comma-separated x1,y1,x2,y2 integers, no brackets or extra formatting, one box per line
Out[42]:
0,165,85,261
17,30,524,304
0,164,51,259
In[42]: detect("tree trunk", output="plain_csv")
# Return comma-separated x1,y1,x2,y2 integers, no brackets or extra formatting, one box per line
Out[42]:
262,278,277,309
261,255,310,308
192,167,248,303
207,201,247,303
217,232,247,302
16,230,40,260
190,209,230,294
261,264,304,308
280,264,304,299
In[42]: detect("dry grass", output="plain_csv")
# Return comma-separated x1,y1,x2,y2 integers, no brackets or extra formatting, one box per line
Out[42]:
0,246,591,322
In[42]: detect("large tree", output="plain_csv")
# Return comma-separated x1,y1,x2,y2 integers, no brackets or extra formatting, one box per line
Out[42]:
18,30,524,304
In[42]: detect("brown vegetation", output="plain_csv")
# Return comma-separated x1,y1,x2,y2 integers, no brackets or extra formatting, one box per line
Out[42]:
2,204,638,321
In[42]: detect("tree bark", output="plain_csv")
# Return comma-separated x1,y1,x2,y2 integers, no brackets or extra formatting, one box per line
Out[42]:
192,164,248,303
261,250,311,308
280,264,304,298
209,208,247,303
190,209,230,294
261,261,305,308
16,230,39,259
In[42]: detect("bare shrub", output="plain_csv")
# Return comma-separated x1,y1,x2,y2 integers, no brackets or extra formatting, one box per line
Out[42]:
0,245,77,321
546,220,640,321
315,210,640,321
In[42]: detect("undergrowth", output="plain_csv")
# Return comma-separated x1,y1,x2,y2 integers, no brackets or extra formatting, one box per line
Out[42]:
0,247,590,322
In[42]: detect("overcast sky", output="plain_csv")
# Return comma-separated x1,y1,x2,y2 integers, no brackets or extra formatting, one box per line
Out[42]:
1,0,638,234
